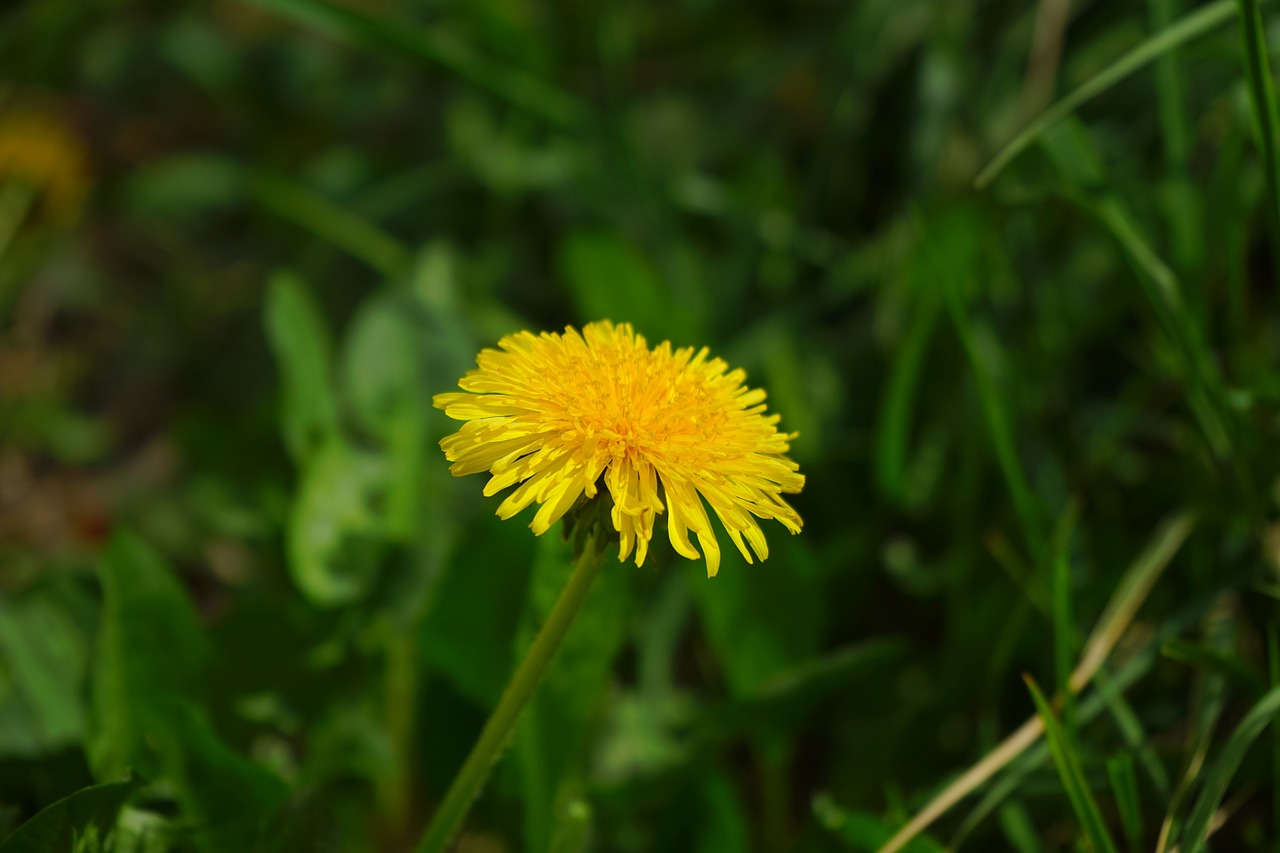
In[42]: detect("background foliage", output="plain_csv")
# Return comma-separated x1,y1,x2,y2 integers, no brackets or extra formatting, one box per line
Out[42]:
3,0,1280,850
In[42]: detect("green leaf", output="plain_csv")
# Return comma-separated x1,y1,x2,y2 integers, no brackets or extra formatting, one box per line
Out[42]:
161,704,289,853
264,272,339,466
421,518,534,707
287,436,387,605
0,582,91,756
339,248,473,553
0,774,144,853
1180,684,1280,852
514,532,631,853
88,531,208,782
690,535,825,697
1024,677,1119,853
557,231,690,342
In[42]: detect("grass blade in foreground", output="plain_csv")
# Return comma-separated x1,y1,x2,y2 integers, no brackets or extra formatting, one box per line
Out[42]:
975,0,1238,188
1179,684,1280,851
876,513,1195,853
1025,677,1119,853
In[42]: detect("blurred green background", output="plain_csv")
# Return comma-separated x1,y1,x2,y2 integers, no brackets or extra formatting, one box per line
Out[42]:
4,0,1280,850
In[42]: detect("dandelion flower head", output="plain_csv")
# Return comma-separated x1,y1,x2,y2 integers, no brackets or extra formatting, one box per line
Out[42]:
434,321,804,577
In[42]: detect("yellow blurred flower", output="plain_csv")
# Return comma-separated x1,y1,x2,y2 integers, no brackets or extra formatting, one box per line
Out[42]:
435,321,804,576
0,109,89,223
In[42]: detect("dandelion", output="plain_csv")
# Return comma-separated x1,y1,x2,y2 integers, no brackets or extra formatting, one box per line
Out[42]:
434,320,804,576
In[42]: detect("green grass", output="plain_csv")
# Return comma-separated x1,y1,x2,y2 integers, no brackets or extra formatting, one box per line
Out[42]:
4,0,1280,850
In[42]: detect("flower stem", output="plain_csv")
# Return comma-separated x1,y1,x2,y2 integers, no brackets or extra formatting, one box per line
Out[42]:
416,537,605,853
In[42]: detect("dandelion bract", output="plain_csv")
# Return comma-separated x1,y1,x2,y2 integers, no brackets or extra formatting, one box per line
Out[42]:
434,321,804,576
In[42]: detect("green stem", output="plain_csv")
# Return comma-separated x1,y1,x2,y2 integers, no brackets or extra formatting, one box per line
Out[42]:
416,539,605,853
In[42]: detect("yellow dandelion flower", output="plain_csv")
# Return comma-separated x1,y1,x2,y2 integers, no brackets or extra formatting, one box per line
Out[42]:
434,321,804,577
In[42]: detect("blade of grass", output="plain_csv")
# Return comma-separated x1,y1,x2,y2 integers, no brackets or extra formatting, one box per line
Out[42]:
234,0,588,130
877,513,1196,853
1148,0,1204,278
1094,666,1171,796
1025,676,1120,853
1155,594,1238,852
1180,685,1280,852
949,595,1223,850
996,802,1040,853
1237,0,1280,263
1051,501,1081,733
1162,637,1266,696
1038,121,1237,468
976,0,1239,188
1149,0,1193,175
874,302,940,505
252,174,412,279
941,271,1046,566
1107,752,1143,851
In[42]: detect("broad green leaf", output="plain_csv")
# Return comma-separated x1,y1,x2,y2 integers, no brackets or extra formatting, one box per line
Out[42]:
0,774,143,853
88,531,208,782
691,535,824,696
287,436,387,605
514,533,631,853
161,704,289,853
0,582,91,756
341,295,430,439
339,248,472,555
264,272,338,466
557,231,691,343
421,517,534,708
